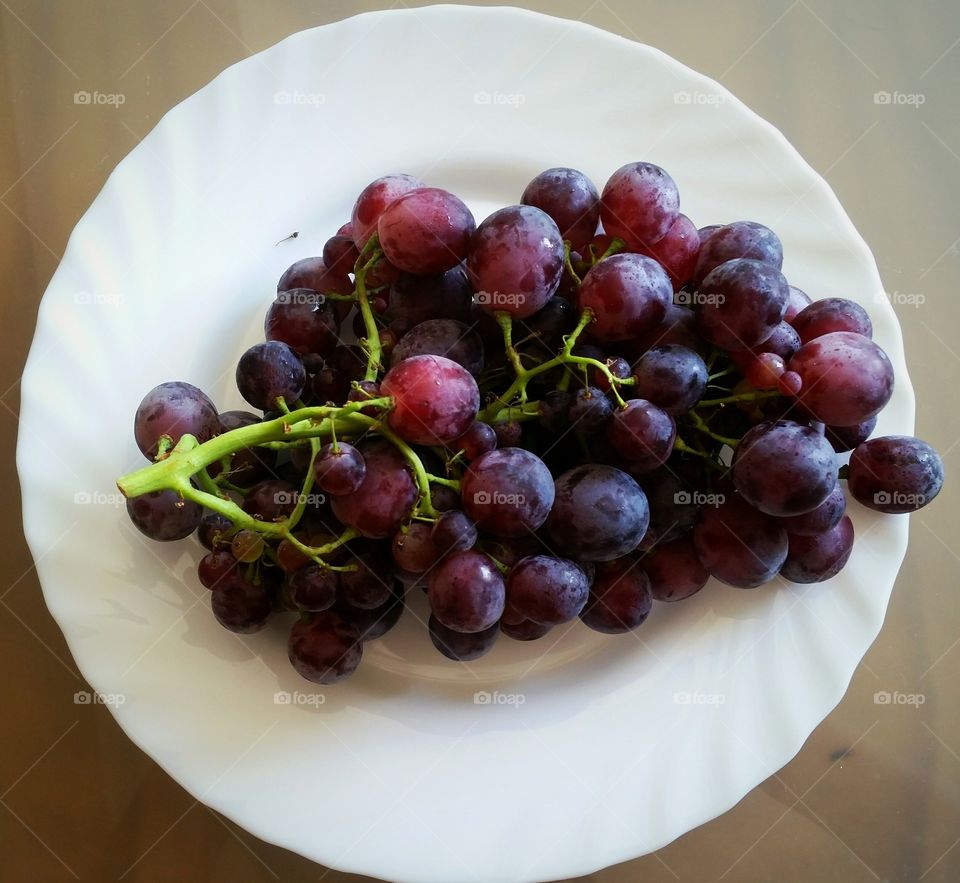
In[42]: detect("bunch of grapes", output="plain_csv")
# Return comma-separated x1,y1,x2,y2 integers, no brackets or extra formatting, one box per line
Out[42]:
118,162,945,685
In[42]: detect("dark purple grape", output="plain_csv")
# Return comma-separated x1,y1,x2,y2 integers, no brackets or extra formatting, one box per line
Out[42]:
631,301,706,357
197,549,238,589
432,510,478,554
287,565,338,612
351,173,424,248
211,574,273,633
330,440,416,538
427,550,505,633
378,187,475,274
520,167,600,250
538,390,573,431
788,332,894,426
330,345,368,384
126,490,202,541
600,161,679,249
278,256,353,300
578,253,671,341
134,381,220,460
265,293,339,358
745,321,801,362
637,212,700,289
792,298,873,344
429,614,499,660
517,296,578,358
608,400,677,473
322,234,360,277
242,479,297,521
696,258,788,352
448,422,497,461
568,387,613,435
467,205,564,319
506,555,590,625
638,469,698,544
732,420,838,516
777,483,846,536
547,464,649,561
198,511,232,550
825,418,876,453
391,319,484,376
313,442,366,496
693,496,788,588
391,522,439,574
340,547,395,609
461,448,555,537
236,341,306,411
692,220,783,284
641,535,709,601
781,516,854,583
311,364,350,405
579,559,653,633
215,410,276,484
493,421,522,448
848,436,944,513
381,354,480,445
288,613,362,683
632,345,707,415
500,619,552,641
388,266,474,336
338,581,405,642
784,285,813,323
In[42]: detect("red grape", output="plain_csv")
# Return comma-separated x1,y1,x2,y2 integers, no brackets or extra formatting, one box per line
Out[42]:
378,187,475,274
600,161,680,249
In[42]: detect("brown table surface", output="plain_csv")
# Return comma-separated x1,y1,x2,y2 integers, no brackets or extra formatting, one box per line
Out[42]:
2,2,958,881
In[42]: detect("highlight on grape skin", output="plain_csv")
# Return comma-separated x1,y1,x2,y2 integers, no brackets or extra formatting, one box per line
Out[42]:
113,161,944,684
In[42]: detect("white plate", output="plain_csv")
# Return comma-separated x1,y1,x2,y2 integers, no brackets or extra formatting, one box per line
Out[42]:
18,7,913,882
